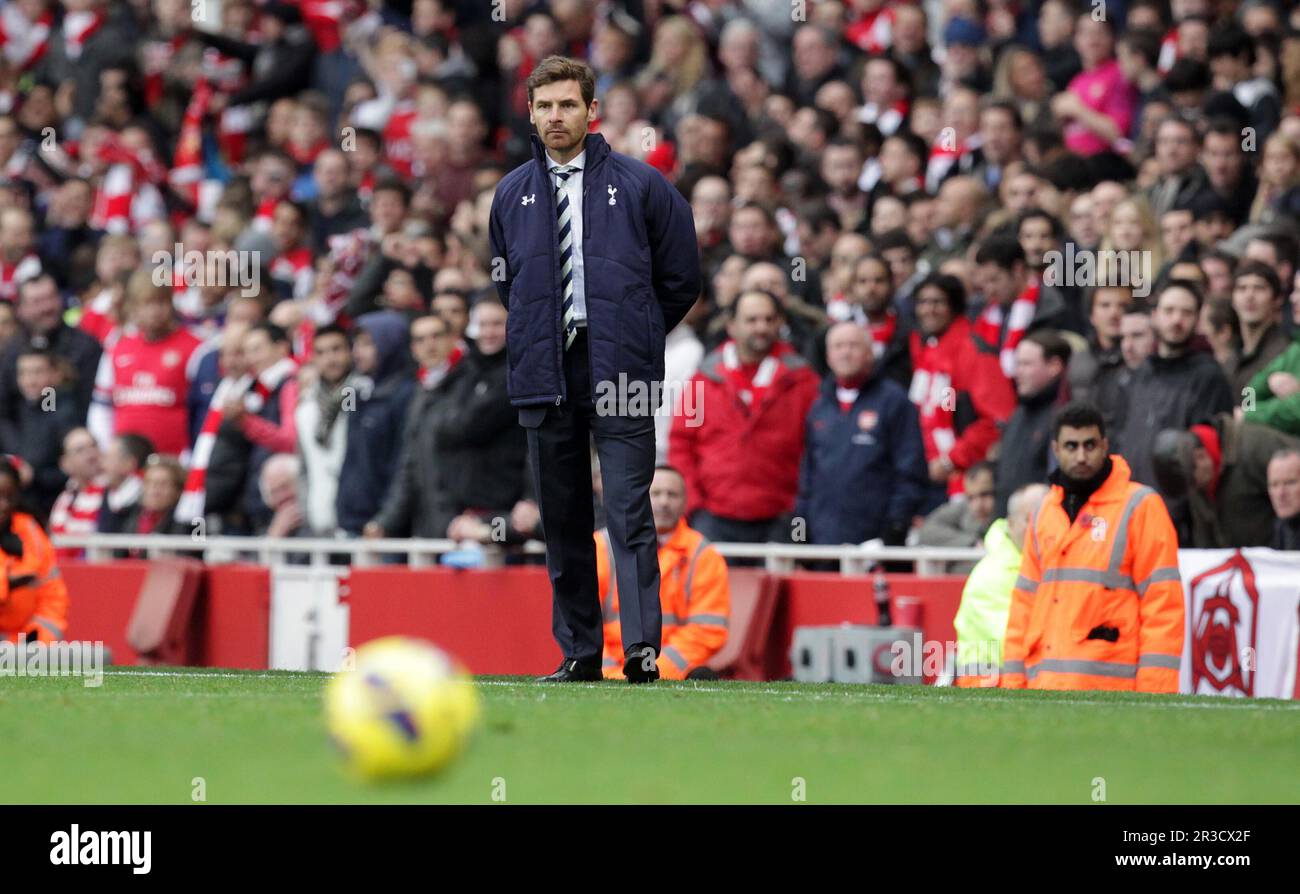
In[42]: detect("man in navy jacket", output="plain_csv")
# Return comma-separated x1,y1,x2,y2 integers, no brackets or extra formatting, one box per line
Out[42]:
796,322,928,546
488,56,701,683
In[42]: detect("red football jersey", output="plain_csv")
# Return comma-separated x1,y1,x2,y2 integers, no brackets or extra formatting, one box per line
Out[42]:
97,326,203,456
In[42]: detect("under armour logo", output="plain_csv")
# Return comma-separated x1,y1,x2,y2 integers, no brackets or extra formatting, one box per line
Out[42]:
607,185,618,206
521,194,536,206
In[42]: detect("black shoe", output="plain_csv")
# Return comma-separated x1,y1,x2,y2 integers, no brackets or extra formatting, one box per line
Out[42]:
536,658,603,682
624,644,660,684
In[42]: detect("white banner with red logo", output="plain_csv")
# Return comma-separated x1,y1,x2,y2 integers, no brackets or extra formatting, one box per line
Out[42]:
1178,550,1300,700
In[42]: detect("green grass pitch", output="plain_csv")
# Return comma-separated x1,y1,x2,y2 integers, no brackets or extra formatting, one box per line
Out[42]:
3,667,1298,804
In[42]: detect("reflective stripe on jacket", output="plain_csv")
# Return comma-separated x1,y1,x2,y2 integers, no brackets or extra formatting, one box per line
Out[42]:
0,513,69,644
596,518,729,679
1000,455,1184,692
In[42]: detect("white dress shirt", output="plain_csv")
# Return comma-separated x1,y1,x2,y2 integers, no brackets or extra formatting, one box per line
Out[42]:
547,149,587,324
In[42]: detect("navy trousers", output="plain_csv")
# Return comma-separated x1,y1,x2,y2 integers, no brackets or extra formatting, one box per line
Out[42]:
519,327,661,665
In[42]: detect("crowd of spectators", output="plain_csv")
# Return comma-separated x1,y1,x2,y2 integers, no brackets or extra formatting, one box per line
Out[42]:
2,0,1300,561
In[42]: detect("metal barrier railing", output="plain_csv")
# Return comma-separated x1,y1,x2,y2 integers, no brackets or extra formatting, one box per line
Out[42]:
50,533,986,575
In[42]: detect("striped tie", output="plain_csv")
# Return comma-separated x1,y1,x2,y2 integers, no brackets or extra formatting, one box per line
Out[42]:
553,165,579,351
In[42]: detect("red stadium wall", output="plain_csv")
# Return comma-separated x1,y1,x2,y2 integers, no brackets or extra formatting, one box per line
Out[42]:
63,562,964,679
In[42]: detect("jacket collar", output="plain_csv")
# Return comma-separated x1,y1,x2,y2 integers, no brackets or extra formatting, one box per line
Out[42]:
659,516,694,555
1050,454,1133,505
531,132,610,171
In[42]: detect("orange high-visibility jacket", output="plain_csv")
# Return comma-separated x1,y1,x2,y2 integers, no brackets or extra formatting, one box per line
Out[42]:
1000,455,1184,692
596,518,729,679
0,513,69,644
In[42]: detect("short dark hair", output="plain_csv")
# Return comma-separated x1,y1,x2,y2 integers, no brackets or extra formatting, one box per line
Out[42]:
1233,259,1283,300
1158,278,1206,312
1017,209,1064,240
1202,296,1239,337
16,345,55,365
1208,23,1254,65
1119,28,1162,69
314,323,351,346
1021,330,1072,366
730,289,784,320
526,55,596,108
975,235,1027,270
371,177,411,206
116,433,155,469
874,228,915,257
250,321,289,345
1053,402,1107,440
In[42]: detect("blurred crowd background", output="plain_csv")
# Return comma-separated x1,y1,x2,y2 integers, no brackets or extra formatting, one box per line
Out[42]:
1,0,1300,560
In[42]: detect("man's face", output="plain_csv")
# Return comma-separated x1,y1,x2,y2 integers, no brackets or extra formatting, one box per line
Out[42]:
851,258,892,316
1005,174,1041,213
61,429,101,482
980,108,1019,164
1232,273,1280,327
1090,288,1130,341
1268,454,1300,520
728,293,779,357
474,303,507,355
142,466,180,513
825,323,871,381
977,262,1022,307
369,189,407,234
529,79,595,157
964,469,995,526
1202,256,1233,300
868,58,899,104
649,468,688,532
1120,312,1155,368
16,354,53,402
410,316,449,368
243,329,283,376
0,209,33,259
314,151,349,198
914,285,953,337
1054,424,1109,481
104,440,139,487
352,330,377,375
1161,210,1194,259
879,138,917,186
728,208,772,257
821,146,862,194
1013,341,1060,398
1153,287,1199,349
18,278,63,334
432,293,469,338
1202,132,1243,189
691,178,731,232
1156,122,1198,175
313,332,352,383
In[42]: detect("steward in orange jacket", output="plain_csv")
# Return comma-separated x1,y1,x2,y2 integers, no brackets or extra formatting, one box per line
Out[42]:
0,461,69,643
1001,403,1184,692
595,511,729,680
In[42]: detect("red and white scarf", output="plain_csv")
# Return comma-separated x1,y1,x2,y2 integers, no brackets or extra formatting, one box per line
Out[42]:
62,10,103,61
170,78,211,211
721,340,794,410
419,340,465,389
974,279,1039,378
174,357,297,523
0,3,53,71
49,476,107,559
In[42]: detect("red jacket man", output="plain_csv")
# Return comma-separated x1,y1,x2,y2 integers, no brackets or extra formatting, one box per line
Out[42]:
670,291,820,541
908,274,1015,506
